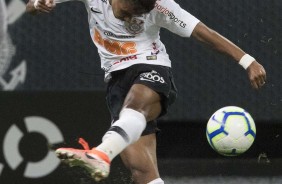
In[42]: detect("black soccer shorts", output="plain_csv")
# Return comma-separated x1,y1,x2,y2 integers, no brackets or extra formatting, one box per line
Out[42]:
106,64,177,136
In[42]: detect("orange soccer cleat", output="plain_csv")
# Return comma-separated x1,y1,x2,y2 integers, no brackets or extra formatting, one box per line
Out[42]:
55,138,110,182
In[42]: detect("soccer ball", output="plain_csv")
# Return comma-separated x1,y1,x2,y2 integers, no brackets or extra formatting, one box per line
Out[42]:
206,106,256,156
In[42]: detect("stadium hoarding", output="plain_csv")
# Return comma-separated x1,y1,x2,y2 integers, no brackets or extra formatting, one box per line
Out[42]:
0,91,124,183
0,91,281,183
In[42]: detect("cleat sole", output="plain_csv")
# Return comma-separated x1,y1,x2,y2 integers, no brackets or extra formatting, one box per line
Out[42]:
55,148,110,181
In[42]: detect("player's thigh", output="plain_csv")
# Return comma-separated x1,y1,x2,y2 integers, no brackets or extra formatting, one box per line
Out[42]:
123,84,162,121
120,133,158,173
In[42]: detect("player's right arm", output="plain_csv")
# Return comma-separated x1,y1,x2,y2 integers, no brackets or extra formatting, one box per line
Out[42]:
26,0,55,14
153,0,266,89
191,22,266,89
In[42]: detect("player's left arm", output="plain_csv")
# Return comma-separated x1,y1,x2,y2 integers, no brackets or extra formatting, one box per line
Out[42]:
191,22,266,90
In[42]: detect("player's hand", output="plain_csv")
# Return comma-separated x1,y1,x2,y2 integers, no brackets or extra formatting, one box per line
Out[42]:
34,0,56,13
246,61,266,89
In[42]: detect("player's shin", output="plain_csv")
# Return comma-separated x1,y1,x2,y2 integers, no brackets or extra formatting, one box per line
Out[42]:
96,108,146,160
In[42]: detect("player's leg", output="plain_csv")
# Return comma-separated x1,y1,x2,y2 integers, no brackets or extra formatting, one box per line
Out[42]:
56,82,162,182
120,133,164,184
0,0,7,44
97,83,162,159
117,66,176,184
56,65,176,182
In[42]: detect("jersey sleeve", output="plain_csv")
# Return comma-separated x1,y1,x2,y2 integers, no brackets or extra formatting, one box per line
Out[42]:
151,0,200,37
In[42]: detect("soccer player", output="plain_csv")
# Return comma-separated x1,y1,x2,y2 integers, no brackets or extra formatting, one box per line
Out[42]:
0,0,7,44
26,0,267,183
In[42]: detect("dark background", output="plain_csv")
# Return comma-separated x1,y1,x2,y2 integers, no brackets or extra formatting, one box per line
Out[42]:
0,0,281,183
5,0,281,121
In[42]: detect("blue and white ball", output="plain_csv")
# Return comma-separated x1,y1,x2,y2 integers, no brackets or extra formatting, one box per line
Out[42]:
206,106,256,156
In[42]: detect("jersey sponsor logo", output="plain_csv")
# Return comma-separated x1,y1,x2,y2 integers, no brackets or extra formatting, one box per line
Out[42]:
140,70,165,83
91,7,103,14
147,43,159,60
101,55,138,72
124,17,144,35
113,55,138,65
104,31,135,39
94,29,137,55
151,42,160,55
146,56,157,60
155,1,187,28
